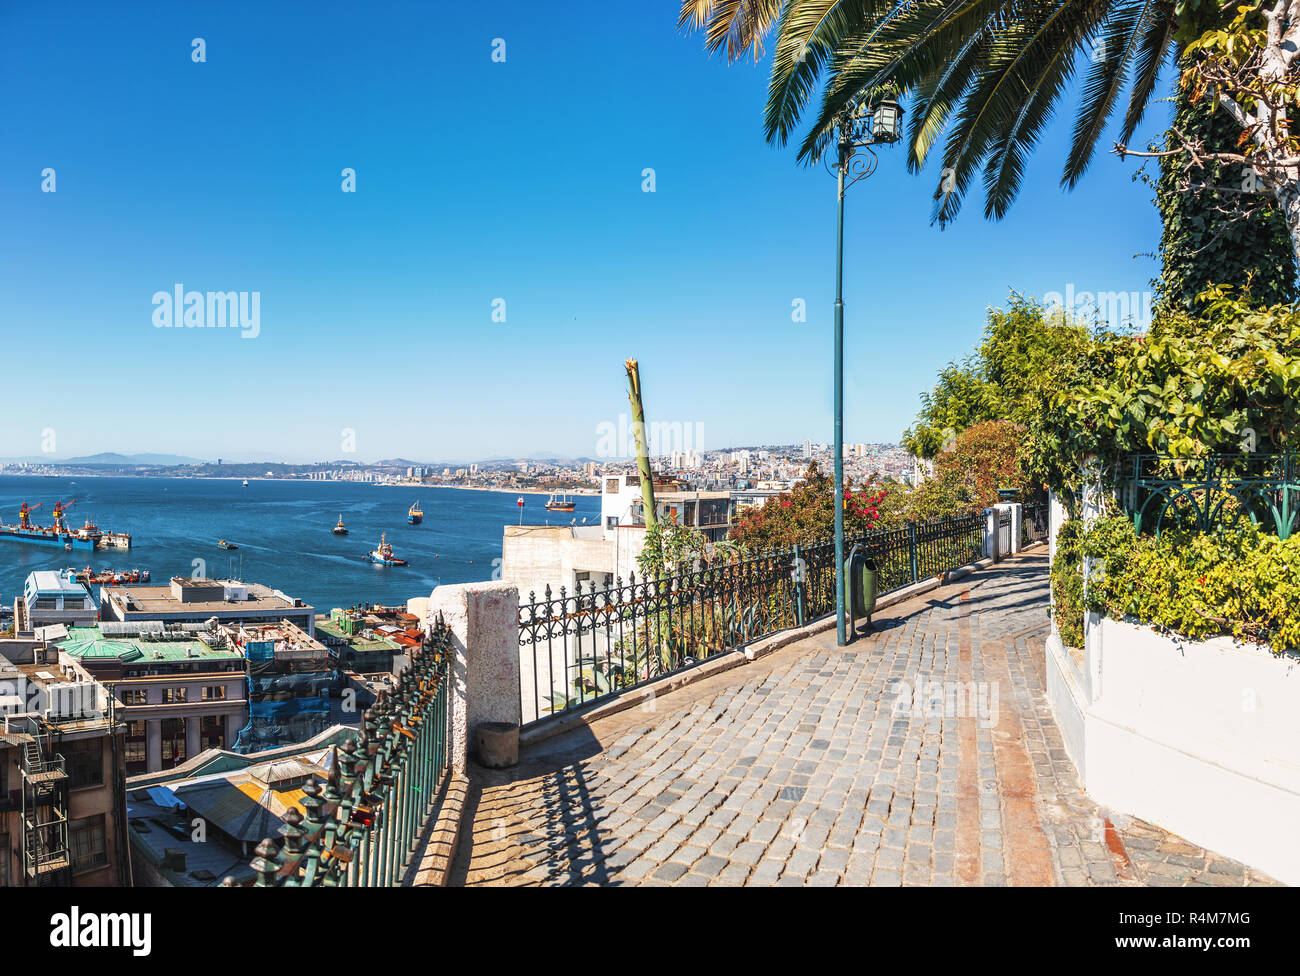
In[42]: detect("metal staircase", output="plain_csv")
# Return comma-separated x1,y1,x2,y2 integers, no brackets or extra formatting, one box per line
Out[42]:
20,717,70,886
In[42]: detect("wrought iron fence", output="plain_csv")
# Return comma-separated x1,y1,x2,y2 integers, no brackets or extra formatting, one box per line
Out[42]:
227,618,453,887
518,511,985,724
1121,452,1299,540
1023,501,1050,544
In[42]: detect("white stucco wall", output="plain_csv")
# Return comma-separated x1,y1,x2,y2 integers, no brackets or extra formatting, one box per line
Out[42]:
1046,613,1300,885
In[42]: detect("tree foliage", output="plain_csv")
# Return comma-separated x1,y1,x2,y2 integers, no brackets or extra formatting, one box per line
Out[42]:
908,420,1034,519
1026,288,1300,498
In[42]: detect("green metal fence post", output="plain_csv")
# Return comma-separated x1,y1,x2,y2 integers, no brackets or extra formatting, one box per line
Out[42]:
908,521,918,584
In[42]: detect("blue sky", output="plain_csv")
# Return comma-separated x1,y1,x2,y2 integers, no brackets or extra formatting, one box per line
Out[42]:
0,0,1171,463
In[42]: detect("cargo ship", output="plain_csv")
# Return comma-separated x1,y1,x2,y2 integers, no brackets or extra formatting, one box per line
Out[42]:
366,532,407,566
545,493,576,512
407,501,423,525
0,500,130,551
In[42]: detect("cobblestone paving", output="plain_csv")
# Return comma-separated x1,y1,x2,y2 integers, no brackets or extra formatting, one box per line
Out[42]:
451,552,1279,886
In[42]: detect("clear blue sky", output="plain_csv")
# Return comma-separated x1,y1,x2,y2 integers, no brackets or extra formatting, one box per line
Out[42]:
0,0,1172,463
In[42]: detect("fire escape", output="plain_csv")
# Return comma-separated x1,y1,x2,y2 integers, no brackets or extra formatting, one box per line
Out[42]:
20,717,70,886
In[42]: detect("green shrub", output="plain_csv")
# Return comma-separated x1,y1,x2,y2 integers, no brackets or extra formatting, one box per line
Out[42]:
1050,520,1086,649
1081,516,1300,652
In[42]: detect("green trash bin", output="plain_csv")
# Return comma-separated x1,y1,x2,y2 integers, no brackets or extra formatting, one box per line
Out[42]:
844,545,880,634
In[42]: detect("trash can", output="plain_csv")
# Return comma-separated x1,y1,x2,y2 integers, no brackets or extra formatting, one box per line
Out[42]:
843,546,879,633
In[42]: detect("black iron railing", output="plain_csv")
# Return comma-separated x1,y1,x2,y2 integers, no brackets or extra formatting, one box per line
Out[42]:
228,618,453,887
1023,501,1050,544
519,511,985,724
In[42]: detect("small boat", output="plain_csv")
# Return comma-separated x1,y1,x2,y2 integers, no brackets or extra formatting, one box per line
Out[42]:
242,479,249,487
407,501,423,525
365,532,407,566
218,540,238,550
332,514,349,536
545,493,576,512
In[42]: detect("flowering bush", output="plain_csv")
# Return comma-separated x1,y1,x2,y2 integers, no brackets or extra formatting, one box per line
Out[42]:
729,462,895,549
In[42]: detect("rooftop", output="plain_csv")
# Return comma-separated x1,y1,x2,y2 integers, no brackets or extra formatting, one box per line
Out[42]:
25,570,92,598
58,626,243,664
103,580,310,616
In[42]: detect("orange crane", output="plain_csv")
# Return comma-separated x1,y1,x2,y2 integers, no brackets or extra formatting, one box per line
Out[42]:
18,501,42,529
52,498,75,530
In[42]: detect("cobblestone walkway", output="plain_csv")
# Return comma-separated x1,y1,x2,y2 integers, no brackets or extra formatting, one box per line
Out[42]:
450,551,1278,886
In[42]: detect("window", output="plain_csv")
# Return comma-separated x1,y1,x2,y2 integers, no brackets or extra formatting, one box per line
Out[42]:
69,815,107,873
122,689,147,705
160,718,186,767
163,687,188,704
201,685,226,701
200,714,224,751
124,722,147,775
63,738,104,789
605,478,620,494
606,516,618,530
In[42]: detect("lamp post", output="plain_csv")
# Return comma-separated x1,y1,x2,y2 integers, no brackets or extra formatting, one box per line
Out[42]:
831,95,902,647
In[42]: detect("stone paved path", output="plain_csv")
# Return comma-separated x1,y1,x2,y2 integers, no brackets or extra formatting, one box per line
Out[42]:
450,551,1278,886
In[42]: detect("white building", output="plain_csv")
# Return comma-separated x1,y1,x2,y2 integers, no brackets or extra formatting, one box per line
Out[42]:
499,472,737,601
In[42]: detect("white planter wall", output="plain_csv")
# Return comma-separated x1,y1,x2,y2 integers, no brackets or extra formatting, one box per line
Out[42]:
1045,613,1300,885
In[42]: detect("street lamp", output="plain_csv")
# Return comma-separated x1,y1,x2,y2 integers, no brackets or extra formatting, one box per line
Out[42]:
831,94,902,647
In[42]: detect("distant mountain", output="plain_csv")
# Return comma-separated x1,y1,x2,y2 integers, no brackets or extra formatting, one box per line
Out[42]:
62,452,207,466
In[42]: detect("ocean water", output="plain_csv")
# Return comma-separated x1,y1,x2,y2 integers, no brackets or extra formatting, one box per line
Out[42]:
0,475,601,613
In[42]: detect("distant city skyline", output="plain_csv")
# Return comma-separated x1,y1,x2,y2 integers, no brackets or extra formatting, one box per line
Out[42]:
2,1,1170,461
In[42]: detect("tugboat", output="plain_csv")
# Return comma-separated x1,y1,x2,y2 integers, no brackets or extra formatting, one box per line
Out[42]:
365,532,407,566
217,539,239,550
407,501,423,525
332,514,349,536
545,493,576,513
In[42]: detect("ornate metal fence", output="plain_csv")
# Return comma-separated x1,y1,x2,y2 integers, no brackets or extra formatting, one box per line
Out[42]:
226,618,453,887
518,511,985,724
1122,452,1300,540
1023,500,1050,544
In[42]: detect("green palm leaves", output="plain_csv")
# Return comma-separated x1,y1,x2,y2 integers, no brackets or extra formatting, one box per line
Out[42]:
683,0,1178,222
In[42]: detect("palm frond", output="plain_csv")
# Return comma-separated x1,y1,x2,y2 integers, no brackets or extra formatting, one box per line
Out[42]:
678,0,787,62
1116,0,1175,147
1063,0,1156,187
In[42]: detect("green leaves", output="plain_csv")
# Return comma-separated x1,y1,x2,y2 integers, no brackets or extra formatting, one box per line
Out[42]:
1080,514,1300,650
753,0,1178,222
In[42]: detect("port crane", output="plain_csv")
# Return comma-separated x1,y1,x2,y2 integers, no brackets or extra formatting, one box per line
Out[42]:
18,501,42,529
51,499,75,531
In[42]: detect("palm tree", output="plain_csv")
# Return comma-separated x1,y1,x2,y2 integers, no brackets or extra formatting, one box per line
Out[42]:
682,0,1179,224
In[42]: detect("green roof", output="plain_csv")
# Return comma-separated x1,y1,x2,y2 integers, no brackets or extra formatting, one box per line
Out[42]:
59,626,244,663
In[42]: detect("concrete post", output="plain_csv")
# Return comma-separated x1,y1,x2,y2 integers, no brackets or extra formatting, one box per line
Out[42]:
185,716,201,761
994,502,1022,555
225,711,243,749
146,718,161,772
426,581,521,773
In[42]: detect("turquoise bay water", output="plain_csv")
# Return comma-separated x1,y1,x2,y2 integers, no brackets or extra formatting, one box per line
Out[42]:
0,476,601,612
